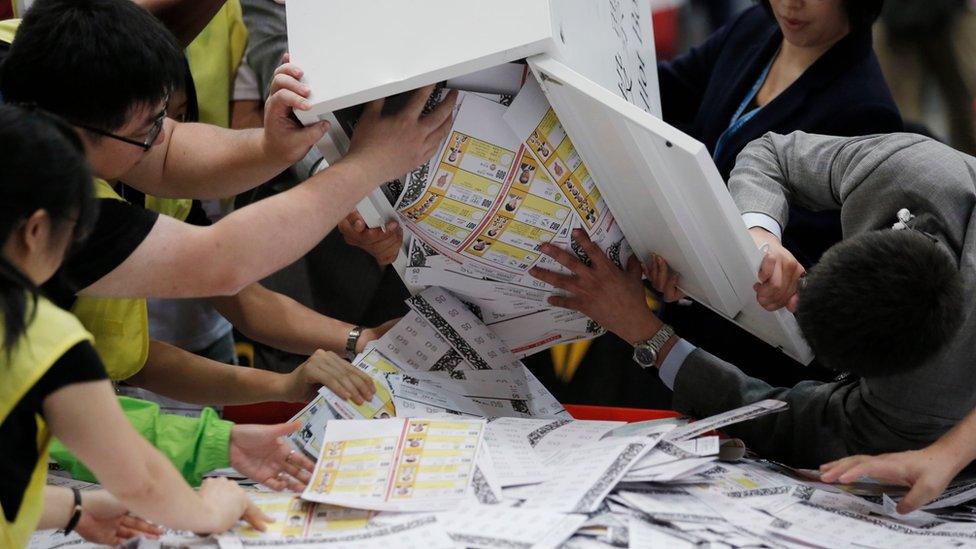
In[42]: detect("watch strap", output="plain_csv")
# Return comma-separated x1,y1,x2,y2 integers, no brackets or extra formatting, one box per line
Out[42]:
345,326,364,360
63,487,82,535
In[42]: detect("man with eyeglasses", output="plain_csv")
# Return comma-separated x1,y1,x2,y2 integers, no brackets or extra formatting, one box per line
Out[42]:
0,0,454,492
530,130,974,469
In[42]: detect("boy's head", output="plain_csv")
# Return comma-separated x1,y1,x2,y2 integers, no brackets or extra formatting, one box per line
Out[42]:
796,228,964,377
0,0,184,179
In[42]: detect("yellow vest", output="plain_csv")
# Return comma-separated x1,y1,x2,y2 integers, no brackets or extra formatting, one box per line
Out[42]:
185,0,248,129
70,180,150,381
0,296,93,549
0,18,18,44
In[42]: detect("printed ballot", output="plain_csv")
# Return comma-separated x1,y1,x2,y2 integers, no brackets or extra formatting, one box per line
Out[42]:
302,418,485,512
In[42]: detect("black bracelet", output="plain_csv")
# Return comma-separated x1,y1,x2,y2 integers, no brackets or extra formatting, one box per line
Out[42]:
62,487,83,535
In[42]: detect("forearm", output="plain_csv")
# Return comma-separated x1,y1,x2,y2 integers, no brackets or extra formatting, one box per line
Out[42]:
128,340,287,405
82,159,379,299
38,487,74,530
46,384,223,533
133,124,290,200
931,407,976,470
107,436,219,532
212,284,354,355
134,0,226,47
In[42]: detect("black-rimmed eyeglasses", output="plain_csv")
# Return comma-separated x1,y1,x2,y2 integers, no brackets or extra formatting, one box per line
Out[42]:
76,106,167,152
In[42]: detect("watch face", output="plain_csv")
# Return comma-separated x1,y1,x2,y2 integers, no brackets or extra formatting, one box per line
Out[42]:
633,346,656,368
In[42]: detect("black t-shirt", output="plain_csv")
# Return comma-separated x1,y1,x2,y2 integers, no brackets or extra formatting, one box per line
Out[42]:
0,341,107,520
43,198,158,309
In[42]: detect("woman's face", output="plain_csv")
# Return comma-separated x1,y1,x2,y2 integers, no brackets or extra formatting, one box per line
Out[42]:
2,210,76,285
768,0,850,49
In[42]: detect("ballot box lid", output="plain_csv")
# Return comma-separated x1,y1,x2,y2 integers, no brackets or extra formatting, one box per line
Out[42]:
286,0,553,121
528,55,813,364
286,0,662,122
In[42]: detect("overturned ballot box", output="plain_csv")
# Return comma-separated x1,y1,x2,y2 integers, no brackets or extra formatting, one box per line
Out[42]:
286,0,813,365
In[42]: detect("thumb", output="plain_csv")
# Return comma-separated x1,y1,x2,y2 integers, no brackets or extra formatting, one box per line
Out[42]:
787,294,800,313
897,485,930,514
269,420,303,438
626,254,642,277
300,120,329,144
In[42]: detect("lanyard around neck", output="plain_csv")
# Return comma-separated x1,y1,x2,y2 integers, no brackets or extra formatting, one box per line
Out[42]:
712,55,777,164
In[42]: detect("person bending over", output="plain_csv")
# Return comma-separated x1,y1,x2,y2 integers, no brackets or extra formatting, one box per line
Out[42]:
530,130,972,466
0,106,266,548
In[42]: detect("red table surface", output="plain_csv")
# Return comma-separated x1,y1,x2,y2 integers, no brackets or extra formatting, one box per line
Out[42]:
221,401,678,425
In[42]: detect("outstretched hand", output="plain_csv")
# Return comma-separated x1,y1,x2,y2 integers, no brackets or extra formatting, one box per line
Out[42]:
229,421,315,492
749,227,805,312
645,253,685,303
339,211,404,267
261,53,331,165
280,350,376,404
529,230,661,345
344,85,458,186
819,447,961,514
74,490,164,545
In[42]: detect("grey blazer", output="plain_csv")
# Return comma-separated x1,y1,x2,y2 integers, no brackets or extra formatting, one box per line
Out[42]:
672,132,976,467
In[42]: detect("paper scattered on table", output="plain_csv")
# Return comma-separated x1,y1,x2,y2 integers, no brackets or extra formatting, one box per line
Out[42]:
302,417,485,512
665,399,788,441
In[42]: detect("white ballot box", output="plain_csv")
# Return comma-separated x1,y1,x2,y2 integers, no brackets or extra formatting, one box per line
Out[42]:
287,0,813,364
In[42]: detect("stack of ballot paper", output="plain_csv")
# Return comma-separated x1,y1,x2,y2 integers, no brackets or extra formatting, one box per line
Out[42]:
34,394,976,549
386,81,638,357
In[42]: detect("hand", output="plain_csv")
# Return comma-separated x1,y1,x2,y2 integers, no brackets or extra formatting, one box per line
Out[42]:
74,490,163,545
645,253,686,303
279,349,376,404
342,85,458,185
819,445,963,514
198,477,272,534
529,230,661,345
339,211,404,267
261,54,331,165
749,227,805,312
359,318,400,352
229,421,315,492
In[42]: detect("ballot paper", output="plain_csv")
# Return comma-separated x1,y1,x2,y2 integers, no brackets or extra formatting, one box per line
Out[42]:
397,92,576,277
302,417,485,512
390,87,629,358
287,394,343,458
483,417,554,487
503,78,632,264
627,517,698,549
441,505,586,549
664,399,789,441
227,516,456,549
520,436,655,513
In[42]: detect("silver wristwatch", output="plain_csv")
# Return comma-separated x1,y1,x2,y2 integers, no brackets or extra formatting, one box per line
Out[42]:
345,326,363,361
632,324,675,369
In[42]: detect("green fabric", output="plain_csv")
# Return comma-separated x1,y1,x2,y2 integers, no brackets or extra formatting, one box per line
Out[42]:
49,397,232,486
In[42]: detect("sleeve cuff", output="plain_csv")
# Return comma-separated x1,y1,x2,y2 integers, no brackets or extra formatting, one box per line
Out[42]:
742,213,783,241
197,407,233,477
659,338,696,390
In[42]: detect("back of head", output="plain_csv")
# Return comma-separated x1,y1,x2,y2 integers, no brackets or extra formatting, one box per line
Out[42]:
0,0,184,132
0,105,96,351
796,228,964,377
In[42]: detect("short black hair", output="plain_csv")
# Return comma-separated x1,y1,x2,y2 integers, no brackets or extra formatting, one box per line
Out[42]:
796,228,964,377
758,0,884,30
0,105,97,353
0,0,184,132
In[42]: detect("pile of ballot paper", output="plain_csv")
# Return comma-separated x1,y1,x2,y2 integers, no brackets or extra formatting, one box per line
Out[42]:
386,79,642,357
32,285,976,549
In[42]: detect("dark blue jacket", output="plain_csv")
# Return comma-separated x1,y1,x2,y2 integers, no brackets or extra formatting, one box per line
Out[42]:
656,7,904,377
659,6,903,182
